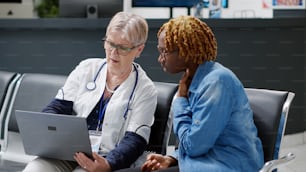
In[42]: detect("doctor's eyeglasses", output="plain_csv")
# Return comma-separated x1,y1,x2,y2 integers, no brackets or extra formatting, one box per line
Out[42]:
102,38,137,56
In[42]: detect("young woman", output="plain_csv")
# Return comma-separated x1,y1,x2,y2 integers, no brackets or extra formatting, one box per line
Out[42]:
118,15,264,172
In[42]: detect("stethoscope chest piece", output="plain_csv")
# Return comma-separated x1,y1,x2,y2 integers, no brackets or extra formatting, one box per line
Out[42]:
86,82,96,91
86,62,106,91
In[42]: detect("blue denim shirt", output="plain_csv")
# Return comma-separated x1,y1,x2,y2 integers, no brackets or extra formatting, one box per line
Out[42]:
171,61,264,172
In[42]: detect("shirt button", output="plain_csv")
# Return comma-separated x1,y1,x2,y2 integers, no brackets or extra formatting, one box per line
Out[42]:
194,120,200,125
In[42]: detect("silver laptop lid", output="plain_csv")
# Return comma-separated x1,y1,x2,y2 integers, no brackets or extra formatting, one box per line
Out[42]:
15,110,92,161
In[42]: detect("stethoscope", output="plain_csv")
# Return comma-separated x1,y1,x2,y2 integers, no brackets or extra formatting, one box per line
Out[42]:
86,61,139,120
86,62,105,91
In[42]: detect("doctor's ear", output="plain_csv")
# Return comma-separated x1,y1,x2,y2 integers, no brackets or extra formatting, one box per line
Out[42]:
136,44,145,55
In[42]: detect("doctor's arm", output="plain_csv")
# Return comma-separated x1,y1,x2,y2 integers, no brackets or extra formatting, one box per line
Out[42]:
42,60,87,115
42,99,73,115
106,86,157,170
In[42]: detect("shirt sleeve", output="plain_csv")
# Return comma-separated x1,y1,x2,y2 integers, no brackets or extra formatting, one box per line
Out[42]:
105,131,147,171
172,80,233,157
42,98,74,115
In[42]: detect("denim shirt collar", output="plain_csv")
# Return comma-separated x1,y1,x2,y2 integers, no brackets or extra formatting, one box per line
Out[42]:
189,61,216,93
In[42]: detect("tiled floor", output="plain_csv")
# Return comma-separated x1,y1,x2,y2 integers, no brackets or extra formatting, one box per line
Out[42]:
277,132,306,172
0,159,25,172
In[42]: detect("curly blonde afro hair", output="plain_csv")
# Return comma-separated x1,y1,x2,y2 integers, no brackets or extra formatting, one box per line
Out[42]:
158,16,217,64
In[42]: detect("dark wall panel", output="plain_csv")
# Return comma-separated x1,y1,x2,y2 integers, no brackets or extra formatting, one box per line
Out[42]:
0,18,305,135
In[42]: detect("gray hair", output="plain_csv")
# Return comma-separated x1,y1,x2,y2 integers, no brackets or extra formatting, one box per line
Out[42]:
106,12,148,46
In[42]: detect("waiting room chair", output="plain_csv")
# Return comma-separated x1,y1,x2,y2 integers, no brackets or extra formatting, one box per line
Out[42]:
245,88,295,172
0,72,178,171
0,71,19,112
161,87,295,172
0,71,21,150
0,73,67,166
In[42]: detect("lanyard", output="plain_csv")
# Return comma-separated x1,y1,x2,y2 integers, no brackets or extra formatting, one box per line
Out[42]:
96,91,110,131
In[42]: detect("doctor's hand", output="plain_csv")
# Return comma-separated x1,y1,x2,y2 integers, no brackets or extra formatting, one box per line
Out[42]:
141,153,177,172
178,68,192,98
74,152,111,172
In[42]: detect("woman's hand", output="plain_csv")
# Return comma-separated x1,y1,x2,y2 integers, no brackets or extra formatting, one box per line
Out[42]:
141,153,177,172
74,152,111,172
178,68,192,98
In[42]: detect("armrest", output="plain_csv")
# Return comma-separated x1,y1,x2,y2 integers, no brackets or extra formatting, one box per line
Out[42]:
259,152,295,172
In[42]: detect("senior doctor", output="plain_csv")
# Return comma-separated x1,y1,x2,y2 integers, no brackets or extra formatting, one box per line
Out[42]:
23,12,157,172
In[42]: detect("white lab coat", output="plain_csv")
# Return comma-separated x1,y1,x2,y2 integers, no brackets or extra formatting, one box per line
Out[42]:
55,58,157,156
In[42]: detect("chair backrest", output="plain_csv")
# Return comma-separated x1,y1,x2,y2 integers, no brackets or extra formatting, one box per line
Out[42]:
1,73,67,151
0,71,17,108
0,71,21,145
7,73,67,133
244,88,295,162
0,72,67,166
146,82,178,155
0,71,21,114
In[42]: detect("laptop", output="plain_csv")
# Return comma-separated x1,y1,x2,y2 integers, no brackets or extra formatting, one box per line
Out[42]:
15,110,92,161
